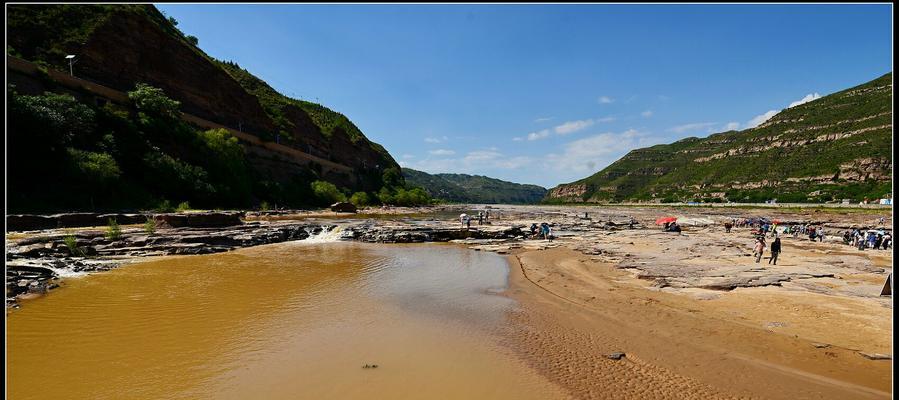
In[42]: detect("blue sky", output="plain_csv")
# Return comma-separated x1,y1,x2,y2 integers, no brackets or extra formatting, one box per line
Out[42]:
156,4,892,188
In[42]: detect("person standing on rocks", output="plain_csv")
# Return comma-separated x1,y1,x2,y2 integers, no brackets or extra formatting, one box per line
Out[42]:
769,237,781,265
460,213,470,230
477,211,484,225
753,237,765,263
724,221,733,233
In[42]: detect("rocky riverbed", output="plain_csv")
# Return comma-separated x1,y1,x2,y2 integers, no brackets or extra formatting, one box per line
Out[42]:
6,205,892,309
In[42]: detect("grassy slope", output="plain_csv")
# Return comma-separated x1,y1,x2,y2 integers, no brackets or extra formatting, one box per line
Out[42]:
8,4,395,166
403,168,547,204
553,72,892,203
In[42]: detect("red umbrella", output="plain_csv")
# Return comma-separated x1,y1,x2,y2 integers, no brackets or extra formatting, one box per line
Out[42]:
655,217,677,225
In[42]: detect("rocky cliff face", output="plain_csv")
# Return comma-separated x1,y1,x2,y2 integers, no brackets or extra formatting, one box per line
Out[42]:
547,73,893,203
7,5,399,193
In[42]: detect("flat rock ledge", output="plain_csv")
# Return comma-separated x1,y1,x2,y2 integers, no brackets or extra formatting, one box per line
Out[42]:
5,221,528,307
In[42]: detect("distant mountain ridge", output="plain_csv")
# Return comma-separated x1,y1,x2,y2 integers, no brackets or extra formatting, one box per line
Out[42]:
546,72,893,203
403,168,547,204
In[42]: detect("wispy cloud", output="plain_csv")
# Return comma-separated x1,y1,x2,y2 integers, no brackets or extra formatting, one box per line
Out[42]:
402,154,416,159
424,136,449,143
403,149,534,175
746,110,779,128
667,122,717,134
545,129,662,177
598,96,614,104
554,119,595,135
534,117,553,123
597,116,616,123
526,129,551,141
429,149,455,156
788,92,821,108
723,122,740,131
641,110,653,118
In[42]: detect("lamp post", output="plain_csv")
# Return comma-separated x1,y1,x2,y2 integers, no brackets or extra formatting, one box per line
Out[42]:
65,54,76,76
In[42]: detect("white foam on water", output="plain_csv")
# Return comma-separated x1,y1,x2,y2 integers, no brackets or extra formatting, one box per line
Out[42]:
300,225,347,244
44,266,90,278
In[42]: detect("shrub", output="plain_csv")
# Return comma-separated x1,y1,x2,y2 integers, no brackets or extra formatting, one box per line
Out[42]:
176,201,191,212
63,233,82,256
349,192,371,207
259,201,270,211
106,218,121,240
186,35,198,46
144,217,156,235
310,180,346,205
155,199,174,212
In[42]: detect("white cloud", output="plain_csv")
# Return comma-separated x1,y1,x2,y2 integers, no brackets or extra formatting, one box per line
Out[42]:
526,129,551,141
598,96,614,104
641,110,653,118
534,117,553,123
597,116,616,123
746,110,779,128
788,92,821,108
424,136,449,143
723,122,740,131
512,137,524,142
402,154,416,159
554,119,595,135
545,129,661,176
667,122,717,134
429,149,455,156
403,149,535,176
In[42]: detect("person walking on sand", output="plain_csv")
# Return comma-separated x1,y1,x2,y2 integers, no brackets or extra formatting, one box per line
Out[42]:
769,237,781,265
753,237,765,263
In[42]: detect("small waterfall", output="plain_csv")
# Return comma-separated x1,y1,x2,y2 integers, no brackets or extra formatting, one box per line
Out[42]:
302,225,347,244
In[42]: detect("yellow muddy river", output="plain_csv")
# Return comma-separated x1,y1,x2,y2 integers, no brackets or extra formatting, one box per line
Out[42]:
7,242,565,399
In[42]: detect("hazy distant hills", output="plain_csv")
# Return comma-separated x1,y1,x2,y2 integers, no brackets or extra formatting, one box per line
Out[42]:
547,72,892,203
403,168,547,204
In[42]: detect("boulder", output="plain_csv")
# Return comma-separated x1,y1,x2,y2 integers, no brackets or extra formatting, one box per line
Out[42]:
154,212,242,228
6,215,56,231
186,212,243,227
331,202,357,213
55,213,103,227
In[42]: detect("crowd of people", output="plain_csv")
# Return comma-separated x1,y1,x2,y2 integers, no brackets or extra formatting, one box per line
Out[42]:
842,228,892,250
731,215,891,265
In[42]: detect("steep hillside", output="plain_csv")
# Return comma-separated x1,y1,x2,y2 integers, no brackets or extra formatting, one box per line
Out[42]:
547,73,892,203
403,168,547,204
6,4,405,211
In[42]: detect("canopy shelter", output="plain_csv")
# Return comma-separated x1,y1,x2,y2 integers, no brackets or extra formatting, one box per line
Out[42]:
655,217,677,225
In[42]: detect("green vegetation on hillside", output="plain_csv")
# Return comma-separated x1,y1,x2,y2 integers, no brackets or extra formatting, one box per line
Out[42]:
7,4,415,211
548,72,893,204
403,168,547,204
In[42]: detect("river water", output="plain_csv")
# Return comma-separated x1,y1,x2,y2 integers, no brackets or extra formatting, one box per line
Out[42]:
7,237,564,399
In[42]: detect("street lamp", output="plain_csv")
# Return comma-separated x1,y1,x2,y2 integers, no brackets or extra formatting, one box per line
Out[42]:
65,54,76,76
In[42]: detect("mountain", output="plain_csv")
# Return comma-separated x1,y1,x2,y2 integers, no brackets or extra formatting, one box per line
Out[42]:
403,168,547,204
7,4,404,212
546,73,892,203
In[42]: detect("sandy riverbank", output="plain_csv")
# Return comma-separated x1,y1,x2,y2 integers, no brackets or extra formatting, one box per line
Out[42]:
502,244,891,399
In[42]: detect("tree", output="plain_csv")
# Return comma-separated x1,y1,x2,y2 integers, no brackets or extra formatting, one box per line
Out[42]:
186,35,198,46
349,192,371,207
311,180,346,205
127,83,181,119
67,148,121,209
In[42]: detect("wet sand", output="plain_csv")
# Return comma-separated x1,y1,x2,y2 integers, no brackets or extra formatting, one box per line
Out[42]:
504,246,891,399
